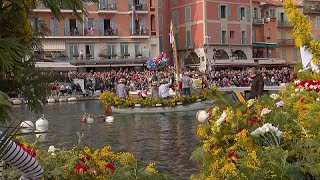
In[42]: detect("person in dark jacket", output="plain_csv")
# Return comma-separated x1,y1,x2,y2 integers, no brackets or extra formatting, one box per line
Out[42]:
248,67,264,99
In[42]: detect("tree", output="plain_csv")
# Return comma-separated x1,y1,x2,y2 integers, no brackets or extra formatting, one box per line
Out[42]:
0,0,97,123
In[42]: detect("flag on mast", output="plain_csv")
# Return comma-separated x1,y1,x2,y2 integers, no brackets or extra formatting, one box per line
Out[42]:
170,19,174,44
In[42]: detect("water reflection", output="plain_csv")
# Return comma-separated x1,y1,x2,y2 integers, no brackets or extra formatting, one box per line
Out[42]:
13,101,201,179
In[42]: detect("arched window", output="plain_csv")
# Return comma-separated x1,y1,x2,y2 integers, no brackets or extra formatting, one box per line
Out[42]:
151,14,156,32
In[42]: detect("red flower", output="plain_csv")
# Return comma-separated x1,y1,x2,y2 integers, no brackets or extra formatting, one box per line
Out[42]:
105,163,115,173
207,109,212,116
237,128,244,133
74,164,87,173
300,98,305,103
80,156,90,162
17,143,36,157
249,117,258,125
227,152,239,159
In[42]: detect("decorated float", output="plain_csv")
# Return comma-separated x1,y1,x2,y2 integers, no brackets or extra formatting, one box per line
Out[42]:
190,1,320,179
99,87,219,114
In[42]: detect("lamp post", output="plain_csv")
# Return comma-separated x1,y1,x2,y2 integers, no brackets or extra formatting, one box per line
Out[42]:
204,36,210,71
212,48,216,71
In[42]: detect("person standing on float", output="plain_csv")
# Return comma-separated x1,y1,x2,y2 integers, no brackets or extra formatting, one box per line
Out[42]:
116,78,128,99
159,78,172,100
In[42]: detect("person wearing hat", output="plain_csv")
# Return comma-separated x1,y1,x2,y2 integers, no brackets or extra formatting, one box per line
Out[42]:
248,67,264,99
180,71,192,96
116,78,128,99
151,81,159,99
158,78,172,100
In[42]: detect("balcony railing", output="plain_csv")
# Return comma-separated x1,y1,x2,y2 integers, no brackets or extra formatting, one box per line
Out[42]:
278,39,294,45
130,28,148,36
253,18,264,24
303,4,320,13
58,28,118,36
98,3,117,10
129,3,148,11
277,20,293,27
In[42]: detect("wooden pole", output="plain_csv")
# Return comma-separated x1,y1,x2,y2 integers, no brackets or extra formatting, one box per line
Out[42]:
172,34,180,96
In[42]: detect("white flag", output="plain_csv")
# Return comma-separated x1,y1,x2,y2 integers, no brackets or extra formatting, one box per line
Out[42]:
300,46,312,68
169,20,174,44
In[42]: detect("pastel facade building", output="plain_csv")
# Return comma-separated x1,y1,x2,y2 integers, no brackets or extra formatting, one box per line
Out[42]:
33,0,159,71
303,0,320,41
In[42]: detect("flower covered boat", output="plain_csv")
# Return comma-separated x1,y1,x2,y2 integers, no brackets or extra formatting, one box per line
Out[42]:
100,87,219,114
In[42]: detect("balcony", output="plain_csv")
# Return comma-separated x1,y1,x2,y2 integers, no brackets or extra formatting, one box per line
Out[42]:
34,2,77,13
98,3,117,13
278,39,295,45
277,20,293,27
130,28,149,37
253,18,264,25
69,58,148,66
129,3,148,14
47,28,118,38
303,4,320,13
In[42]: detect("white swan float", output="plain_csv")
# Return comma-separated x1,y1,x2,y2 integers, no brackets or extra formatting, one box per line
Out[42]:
36,114,49,131
20,121,34,129
196,110,209,123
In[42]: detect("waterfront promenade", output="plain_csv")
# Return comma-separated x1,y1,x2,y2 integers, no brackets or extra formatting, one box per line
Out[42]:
9,85,288,105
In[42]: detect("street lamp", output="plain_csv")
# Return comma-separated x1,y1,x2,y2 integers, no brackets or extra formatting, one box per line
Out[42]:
204,36,210,70
212,48,217,71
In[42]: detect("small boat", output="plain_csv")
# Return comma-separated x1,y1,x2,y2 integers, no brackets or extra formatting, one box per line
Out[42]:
110,100,209,114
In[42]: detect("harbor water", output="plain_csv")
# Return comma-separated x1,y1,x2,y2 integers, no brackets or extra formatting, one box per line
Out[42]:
13,100,204,179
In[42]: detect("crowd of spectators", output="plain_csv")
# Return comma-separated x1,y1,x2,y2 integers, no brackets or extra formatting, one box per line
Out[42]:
47,67,294,97
8,67,293,98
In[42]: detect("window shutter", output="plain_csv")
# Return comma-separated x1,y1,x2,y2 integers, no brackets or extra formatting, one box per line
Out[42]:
186,30,191,47
111,18,116,30
218,5,221,19
141,18,146,32
237,7,241,21
94,19,99,32
227,5,231,20
84,17,88,30
130,18,133,34
100,19,104,35
54,18,59,36
64,18,69,35
77,20,82,35
129,0,132,6
141,0,145,6
317,16,320,28
50,18,54,35
246,7,250,22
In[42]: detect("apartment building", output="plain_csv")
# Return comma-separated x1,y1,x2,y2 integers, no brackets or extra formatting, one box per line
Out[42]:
34,0,307,71
160,0,305,71
303,0,320,41
34,0,159,71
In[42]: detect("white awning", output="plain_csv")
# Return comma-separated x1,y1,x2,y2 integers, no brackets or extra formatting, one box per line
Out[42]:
41,40,66,51
35,62,76,71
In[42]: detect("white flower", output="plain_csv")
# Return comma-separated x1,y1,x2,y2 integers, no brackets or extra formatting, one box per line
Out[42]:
276,101,284,108
298,69,303,72
48,145,55,152
216,117,225,126
294,80,301,84
261,108,271,116
216,112,227,126
317,98,320,102
294,88,299,92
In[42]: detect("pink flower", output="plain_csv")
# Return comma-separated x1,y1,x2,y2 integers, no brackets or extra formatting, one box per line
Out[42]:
261,108,271,116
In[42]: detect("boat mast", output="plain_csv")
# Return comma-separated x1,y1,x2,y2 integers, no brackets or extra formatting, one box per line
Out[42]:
170,20,180,95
